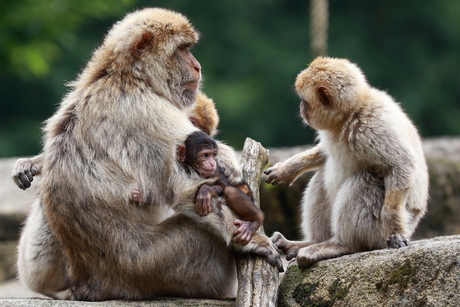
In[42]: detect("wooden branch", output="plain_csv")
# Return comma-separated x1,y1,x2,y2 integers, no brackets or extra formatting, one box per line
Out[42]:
236,138,280,307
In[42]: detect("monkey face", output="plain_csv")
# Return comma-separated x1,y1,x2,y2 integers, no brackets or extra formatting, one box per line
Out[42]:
194,148,218,178
164,44,202,110
107,8,202,110
176,47,201,91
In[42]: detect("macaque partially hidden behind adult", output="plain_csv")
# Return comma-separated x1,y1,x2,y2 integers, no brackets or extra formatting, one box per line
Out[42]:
132,131,264,245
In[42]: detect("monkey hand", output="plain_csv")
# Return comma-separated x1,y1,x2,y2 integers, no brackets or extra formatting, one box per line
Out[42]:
12,157,39,190
387,234,409,248
130,188,143,204
195,184,214,216
264,163,297,187
233,219,257,245
271,232,300,260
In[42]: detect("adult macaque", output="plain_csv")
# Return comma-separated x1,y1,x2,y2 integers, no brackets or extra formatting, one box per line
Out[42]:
177,131,265,244
265,57,428,268
11,91,218,191
14,8,281,301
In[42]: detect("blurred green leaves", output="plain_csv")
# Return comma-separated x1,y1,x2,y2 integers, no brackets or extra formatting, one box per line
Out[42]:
1,0,460,157
0,0,135,77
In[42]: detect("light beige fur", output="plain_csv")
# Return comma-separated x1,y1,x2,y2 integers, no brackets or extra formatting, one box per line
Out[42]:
265,57,428,268
13,8,280,300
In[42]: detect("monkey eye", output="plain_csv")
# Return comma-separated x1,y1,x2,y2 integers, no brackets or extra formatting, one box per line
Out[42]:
178,43,192,51
203,153,209,158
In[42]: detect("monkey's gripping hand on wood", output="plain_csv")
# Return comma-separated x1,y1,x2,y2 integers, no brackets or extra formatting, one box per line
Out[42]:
12,154,43,190
264,145,325,187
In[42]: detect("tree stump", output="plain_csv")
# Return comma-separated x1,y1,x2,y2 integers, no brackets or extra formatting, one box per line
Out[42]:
235,138,280,307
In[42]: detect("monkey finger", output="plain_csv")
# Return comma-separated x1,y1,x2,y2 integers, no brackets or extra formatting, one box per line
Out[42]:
204,200,211,215
14,174,31,190
232,232,249,245
265,177,278,186
386,234,408,248
195,202,204,216
12,176,25,190
25,170,34,183
285,248,299,261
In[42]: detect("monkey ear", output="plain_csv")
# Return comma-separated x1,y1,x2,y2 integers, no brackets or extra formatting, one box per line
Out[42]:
317,86,333,107
176,144,186,162
132,32,153,58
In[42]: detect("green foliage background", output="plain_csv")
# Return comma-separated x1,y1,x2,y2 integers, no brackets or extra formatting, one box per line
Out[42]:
1,0,459,157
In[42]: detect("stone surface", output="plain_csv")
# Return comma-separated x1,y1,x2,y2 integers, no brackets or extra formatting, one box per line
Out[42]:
0,298,235,306
278,235,460,307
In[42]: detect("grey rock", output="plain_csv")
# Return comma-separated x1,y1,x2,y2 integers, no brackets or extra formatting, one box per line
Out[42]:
278,235,460,307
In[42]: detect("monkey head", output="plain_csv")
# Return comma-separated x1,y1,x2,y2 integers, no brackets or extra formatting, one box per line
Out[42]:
295,57,369,131
96,8,202,109
188,91,220,137
176,131,218,178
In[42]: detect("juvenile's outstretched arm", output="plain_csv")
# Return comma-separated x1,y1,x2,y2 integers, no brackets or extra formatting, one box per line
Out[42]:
264,145,325,187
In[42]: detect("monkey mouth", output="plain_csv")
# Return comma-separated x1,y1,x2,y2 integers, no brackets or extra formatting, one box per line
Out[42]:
185,79,201,92
199,168,215,178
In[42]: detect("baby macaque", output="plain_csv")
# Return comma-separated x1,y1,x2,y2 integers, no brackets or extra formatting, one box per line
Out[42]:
132,131,264,244
181,131,266,244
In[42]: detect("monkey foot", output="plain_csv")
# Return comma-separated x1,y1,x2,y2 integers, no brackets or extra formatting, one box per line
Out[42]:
387,234,409,248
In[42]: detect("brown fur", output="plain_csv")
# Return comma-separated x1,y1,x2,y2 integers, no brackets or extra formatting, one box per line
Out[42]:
15,8,281,300
266,57,428,268
189,91,220,136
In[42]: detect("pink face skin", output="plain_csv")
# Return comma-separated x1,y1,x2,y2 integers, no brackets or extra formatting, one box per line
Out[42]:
300,99,310,124
177,47,201,92
196,148,218,178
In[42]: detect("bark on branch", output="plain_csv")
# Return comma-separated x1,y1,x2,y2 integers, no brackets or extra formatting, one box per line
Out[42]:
236,138,280,307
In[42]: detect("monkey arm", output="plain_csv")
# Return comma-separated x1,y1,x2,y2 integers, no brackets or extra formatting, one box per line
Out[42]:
382,187,410,248
195,183,223,216
265,145,325,187
223,186,264,224
381,163,414,248
223,185,264,245
12,153,44,190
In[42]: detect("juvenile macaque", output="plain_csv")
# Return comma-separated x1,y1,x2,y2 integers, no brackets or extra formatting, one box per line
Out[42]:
14,8,282,300
189,91,220,137
265,57,428,268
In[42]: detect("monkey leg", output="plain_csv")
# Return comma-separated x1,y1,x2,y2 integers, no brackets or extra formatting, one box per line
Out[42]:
296,171,387,268
270,232,312,261
67,207,238,301
180,199,283,272
17,199,70,299
234,232,284,272
272,171,333,261
300,170,332,243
